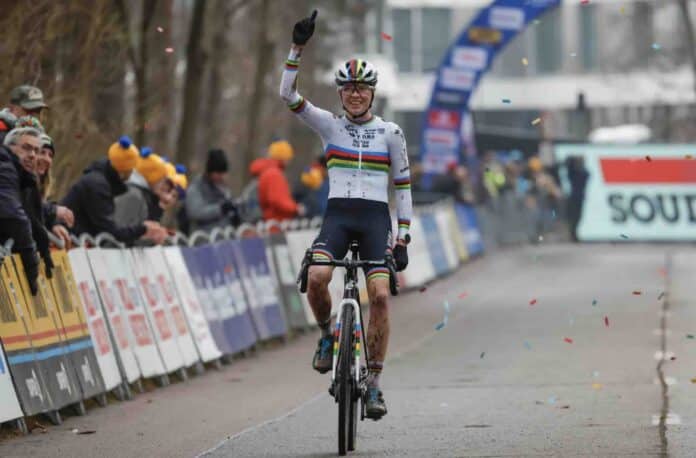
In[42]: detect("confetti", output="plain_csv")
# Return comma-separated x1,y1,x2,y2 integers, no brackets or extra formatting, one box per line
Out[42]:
458,292,468,299
620,234,629,239
157,26,164,33
564,337,573,344
658,292,665,300
570,52,577,57
524,341,532,350
480,352,485,359
435,300,450,330
580,0,590,4
592,371,600,378
435,322,446,331
547,396,557,404
646,155,652,162
419,286,427,293
502,98,511,104
652,43,661,50
559,405,570,409
532,117,541,126
686,334,694,339
658,267,667,277
604,316,609,327
592,299,598,306
165,47,174,53
592,383,602,390
670,356,677,361
632,290,642,295
620,6,625,14
380,32,393,41
529,298,537,306
522,57,529,66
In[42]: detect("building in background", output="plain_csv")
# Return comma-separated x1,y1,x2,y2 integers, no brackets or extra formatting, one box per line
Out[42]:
358,0,696,160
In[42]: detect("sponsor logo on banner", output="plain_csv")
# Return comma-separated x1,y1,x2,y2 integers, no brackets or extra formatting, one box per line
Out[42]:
112,315,129,349
56,362,72,395
451,46,488,70
26,369,43,401
425,128,459,150
78,281,97,317
129,314,152,346
170,306,189,336
468,27,502,44
440,67,476,92
555,144,696,240
489,6,525,30
434,91,466,106
423,153,460,174
525,0,559,7
115,279,135,310
428,109,461,130
154,309,172,340
92,318,111,355
81,356,95,386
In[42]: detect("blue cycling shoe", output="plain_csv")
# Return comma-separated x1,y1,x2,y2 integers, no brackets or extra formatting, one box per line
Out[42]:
312,335,333,374
365,386,387,420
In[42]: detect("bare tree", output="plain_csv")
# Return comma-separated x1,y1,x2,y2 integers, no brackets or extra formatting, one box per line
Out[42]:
677,0,696,97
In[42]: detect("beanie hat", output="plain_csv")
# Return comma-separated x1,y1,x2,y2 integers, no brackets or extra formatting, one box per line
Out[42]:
163,160,176,180
16,115,44,133
301,166,323,190
40,133,55,156
135,147,168,185
172,164,188,190
528,156,543,173
268,140,294,161
206,148,228,173
108,135,139,173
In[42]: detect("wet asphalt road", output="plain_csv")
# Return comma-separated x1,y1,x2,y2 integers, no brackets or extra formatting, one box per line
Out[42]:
205,244,695,457
3,243,696,457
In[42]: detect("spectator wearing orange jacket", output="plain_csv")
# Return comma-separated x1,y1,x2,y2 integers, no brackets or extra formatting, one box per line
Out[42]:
249,140,305,222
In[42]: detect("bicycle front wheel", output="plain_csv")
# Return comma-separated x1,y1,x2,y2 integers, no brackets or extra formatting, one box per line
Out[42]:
337,305,355,456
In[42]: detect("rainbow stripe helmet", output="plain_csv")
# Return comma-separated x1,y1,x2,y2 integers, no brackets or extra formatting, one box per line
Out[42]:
335,58,378,87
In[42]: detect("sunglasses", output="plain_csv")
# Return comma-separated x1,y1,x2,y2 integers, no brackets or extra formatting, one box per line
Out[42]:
340,83,374,94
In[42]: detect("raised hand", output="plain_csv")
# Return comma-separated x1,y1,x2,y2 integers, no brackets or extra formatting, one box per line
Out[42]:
293,10,318,46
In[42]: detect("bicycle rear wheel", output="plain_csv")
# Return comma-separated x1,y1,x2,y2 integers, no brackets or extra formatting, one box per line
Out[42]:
337,305,355,456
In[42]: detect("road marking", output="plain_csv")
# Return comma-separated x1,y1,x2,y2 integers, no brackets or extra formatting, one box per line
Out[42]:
653,377,677,386
652,413,681,426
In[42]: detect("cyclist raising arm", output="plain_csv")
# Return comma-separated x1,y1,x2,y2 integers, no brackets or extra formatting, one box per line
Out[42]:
280,10,413,420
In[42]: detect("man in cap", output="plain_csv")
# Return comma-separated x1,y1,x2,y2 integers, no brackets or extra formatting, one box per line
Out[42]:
8,85,48,119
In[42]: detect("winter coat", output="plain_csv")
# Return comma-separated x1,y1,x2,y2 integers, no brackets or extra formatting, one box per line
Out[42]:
0,145,39,293
114,170,163,227
61,158,146,244
184,174,231,233
249,158,298,222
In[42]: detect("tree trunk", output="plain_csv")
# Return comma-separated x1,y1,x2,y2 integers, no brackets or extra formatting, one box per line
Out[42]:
175,0,208,165
242,0,272,182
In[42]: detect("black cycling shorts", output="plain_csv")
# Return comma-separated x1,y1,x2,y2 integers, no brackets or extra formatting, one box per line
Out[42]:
312,198,393,280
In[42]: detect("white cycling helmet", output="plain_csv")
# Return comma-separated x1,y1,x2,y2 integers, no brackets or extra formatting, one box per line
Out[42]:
335,58,378,87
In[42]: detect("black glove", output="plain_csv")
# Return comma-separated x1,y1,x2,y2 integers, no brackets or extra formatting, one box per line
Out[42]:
293,10,318,45
393,244,408,272
220,199,236,215
41,249,54,279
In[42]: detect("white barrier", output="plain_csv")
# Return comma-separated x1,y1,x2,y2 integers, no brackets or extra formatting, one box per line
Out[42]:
101,248,166,379
87,249,142,384
145,247,200,368
434,207,460,272
0,343,23,424
162,247,222,363
284,230,318,325
399,215,436,287
128,249,185,374
67,248,123,391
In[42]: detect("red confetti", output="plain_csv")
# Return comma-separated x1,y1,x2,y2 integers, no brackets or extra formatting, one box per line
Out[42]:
529,298,537,305
580,0,590,4
419,286,427,293
457,292,468,299
165,47,174,53
380,32,393,41
632,290,642,295
604,316,609,327
564,337,573,344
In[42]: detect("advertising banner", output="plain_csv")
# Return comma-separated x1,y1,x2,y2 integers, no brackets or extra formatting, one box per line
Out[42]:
87,249,142,384
0,338,23,423
235,238,287,340
398,215,436,288
128,249,184,373
179,245,233,355
99,248,165,378
50,250,106,400
204,242,257,354
0,257,53,416
144,247,200,368
162,246,222,363
454,203,484,256
419,212,450,276
68,248,123,391
12,255,82,410
555,143,696,241
420,0,561,175
267,232,308,330
433,207,461,271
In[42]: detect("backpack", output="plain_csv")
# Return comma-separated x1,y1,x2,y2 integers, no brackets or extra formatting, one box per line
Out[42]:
238,178,262,223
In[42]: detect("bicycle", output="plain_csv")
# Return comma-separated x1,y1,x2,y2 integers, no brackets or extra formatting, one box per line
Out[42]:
298,241,398,456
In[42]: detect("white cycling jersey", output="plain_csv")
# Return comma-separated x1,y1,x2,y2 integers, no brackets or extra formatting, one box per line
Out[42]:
279,47,413,239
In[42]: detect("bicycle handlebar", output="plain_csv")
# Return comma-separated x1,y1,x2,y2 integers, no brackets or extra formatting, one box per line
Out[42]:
297,249,399,296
